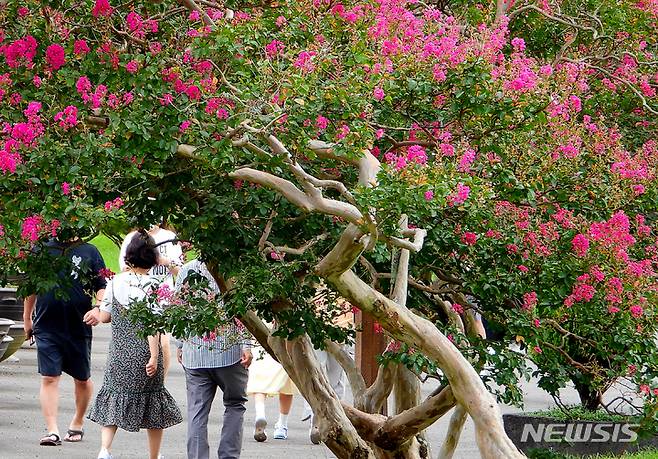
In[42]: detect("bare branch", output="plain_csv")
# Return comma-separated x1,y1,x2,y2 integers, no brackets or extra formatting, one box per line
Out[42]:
362,362,396,413
265,232,329,256
257,210,277,252
178,0,214,26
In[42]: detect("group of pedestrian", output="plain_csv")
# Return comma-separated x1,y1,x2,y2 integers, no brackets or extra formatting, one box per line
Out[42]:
23,224,347,459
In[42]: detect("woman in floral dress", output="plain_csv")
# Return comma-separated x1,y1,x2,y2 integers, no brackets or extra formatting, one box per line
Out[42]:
88,229,182,459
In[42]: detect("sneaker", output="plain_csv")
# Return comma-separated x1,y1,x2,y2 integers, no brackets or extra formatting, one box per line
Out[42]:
97,449,113,459
273,422,288,440
254,417,267,442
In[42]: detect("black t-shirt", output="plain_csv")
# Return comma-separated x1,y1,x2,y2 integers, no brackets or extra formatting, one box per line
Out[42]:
33,241,107,338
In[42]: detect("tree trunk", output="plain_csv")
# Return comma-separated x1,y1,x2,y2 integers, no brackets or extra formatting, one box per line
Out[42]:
574,380,602,411
437,404,468,459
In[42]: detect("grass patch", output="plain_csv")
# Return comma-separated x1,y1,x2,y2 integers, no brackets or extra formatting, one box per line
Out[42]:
527,405,632,422
528,448,658,459
90,234,120,274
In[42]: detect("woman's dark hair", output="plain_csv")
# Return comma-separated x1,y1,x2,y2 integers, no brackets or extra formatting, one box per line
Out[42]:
124,229,158,269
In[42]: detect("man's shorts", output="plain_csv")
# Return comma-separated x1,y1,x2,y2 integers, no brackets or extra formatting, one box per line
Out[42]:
35,333,92,381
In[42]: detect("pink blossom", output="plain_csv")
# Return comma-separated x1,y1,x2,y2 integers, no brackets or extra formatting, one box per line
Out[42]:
518,265,529,273
533,346,542,354
447,183,470,206
630,305,644,318
276,16,287,27
373,87,385,101
632,184,646,195
511,37,526,52
608,305,620,313
17,7,29,16
23,101,42,118
125,60,139,74
440,143,455,157
33,75,42,88
451,303,464,314
461,232,477,245
76,76,92,96
294,51,317,73
3,35,38,68
92,0,113,17
45,44,66,70
457,148,476,173
270,251,282,260
149,42,162,55
265,40,285,58
533,319,540,328
522,291,537,311
160,93,174,106
99,268,115,279
571,234,589,257
375,129,384,139
73,40,90,55
21,215,43,241
407,145,427,165
53,105,78,130
61,182,71,195
336,124,350,140
424,190,434,201
185,85,201,100
316,115,329,130
179,120,191,132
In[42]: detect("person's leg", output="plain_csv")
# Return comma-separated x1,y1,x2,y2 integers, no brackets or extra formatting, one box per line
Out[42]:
253,393,267,442
185,368,216,459
214,363,248,459
68,378,93,439
147,428,164,459
98,425,117,458
274,393,293,440
40,375,61,435
279,393,293,415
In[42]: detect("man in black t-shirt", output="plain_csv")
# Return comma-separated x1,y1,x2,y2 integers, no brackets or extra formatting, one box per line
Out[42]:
23,238,107,447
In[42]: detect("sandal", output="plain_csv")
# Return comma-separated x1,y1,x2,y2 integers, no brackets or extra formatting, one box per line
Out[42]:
40,432,62,446
64,428,84,442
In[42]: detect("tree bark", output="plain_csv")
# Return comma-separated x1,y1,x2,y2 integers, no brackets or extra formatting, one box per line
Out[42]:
437,404,468,459
268,334,377,458
319,266,524,459
574,380,603,411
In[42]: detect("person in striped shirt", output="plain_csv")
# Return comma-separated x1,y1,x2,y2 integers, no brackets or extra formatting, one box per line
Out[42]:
174,260,253,459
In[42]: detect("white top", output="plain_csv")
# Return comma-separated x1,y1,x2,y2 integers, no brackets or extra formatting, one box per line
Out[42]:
118,228,183,290
99,271,160,312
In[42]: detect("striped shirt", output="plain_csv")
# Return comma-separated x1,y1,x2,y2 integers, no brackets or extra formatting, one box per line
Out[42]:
174,260,250,369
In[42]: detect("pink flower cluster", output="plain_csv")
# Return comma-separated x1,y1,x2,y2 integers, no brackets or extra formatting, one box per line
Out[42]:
265,40,285,58
54,105,78,129
21,214,43,241
447,183,470,206
2,35,38,68
293,51,317,73
104,197,124,211
92,0,113,18
45,44,66,71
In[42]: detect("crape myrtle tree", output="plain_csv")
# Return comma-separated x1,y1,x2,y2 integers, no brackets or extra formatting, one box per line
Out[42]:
1,0,658,457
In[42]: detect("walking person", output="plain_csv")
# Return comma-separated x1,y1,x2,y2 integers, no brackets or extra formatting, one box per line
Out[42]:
247,344,299,441
175,259,253,459
119,222,182,376
88,229,182,459
23,231,107,446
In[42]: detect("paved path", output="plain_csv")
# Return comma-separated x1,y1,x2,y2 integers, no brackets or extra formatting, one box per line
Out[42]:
0,325,585,459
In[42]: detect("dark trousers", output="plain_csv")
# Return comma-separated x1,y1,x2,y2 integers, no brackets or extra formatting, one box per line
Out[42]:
184,363,248,459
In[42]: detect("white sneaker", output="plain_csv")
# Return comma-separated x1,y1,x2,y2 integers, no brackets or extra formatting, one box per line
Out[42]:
273,422,288,440
97,449,113,459
254,417,267,442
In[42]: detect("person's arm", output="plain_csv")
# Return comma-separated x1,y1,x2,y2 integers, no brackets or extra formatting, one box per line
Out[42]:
23,294,36,338
146,333,160,376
